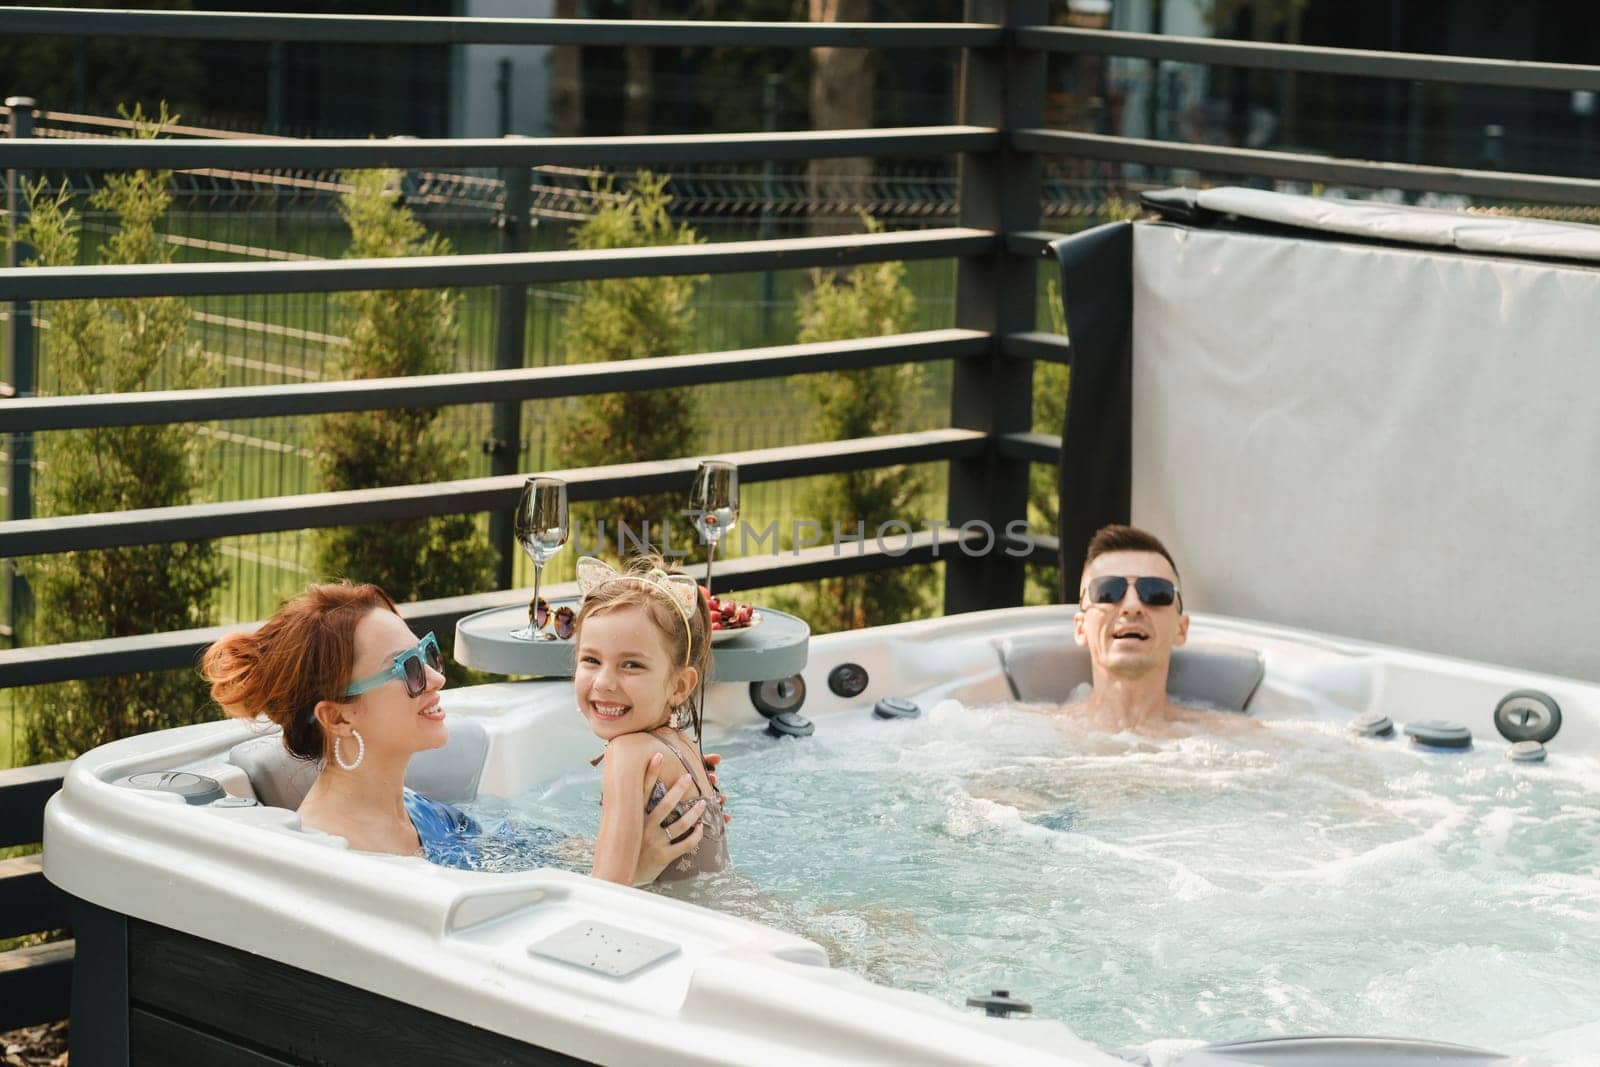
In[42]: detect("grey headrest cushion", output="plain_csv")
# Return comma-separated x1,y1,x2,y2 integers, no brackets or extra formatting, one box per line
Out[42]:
228,717,490,810
405,717,489,804
229,733,321,810
999,633,1264,712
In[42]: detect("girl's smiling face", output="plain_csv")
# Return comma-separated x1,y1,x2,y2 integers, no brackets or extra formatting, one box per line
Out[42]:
575,605,697,742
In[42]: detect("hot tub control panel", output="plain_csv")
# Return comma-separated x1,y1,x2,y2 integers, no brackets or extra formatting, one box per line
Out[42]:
113,770,259,808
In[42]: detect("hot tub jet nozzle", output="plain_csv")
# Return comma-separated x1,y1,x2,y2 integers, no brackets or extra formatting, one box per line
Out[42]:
965,989,1032,1019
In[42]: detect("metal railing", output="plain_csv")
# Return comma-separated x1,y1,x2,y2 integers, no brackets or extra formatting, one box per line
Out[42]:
4,2,1600,1034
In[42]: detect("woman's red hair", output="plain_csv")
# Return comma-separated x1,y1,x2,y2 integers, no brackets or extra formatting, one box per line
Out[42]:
202,581,397,761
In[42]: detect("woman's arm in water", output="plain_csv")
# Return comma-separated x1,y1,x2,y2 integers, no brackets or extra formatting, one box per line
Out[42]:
592,742,705,885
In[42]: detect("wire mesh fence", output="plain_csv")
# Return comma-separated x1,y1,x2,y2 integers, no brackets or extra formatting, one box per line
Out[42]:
5,105,1592,642
3,109,1006,660
11,97,1588,764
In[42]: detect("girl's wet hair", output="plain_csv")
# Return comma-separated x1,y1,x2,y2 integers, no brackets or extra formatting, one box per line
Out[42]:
202,580,398,761
574,554,713,739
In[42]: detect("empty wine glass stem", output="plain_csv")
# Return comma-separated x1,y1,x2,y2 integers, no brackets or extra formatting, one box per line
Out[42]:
704,540,718,600
529,562,544,630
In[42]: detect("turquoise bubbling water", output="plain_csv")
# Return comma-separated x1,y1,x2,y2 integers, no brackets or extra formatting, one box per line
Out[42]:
464,703,1600,1064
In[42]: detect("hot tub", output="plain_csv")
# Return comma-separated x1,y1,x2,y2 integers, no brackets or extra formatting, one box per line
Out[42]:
44,606,1595,1065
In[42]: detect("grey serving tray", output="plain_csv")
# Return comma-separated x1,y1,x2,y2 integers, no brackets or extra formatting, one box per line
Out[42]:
454,597,809,682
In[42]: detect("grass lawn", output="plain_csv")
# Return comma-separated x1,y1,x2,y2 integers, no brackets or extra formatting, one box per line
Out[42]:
0,700,15,770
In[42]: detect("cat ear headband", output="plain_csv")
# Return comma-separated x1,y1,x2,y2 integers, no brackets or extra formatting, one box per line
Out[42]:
575,556,697,665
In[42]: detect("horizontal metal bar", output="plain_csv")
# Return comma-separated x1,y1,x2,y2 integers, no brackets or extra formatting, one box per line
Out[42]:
0,592,543,691
997,431,1062,464
1006,531,1059,565
694,528,969,593
1017,129,1600,207
1018,26,1600,94
1008,230,1070,259
0,8,1000,47
0,856,70,941
0,227,997,302
0,329,990,432
0,761,72,848
0,126,999,171
0,605,475,692
0,939,73,1035
0,536,971,689
1001,330,1071,366
0,429,989,558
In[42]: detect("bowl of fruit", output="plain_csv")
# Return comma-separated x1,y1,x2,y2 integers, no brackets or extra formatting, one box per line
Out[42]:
703,590,761,643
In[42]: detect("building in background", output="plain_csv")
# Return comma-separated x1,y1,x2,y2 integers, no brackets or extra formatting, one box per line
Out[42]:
1083,0,1599,182
452,0,555,138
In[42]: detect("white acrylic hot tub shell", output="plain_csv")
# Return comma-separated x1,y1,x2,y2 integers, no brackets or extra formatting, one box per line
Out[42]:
43,607,1599,1065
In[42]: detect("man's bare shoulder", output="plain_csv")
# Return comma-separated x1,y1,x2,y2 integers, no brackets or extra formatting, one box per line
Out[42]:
1169,703,1264,733
1010,700,1080,717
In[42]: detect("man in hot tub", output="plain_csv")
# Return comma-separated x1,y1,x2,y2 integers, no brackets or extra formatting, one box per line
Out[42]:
1065,523,1254,736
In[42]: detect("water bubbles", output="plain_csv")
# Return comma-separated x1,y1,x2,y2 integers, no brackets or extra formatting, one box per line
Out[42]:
476,703,1600,1059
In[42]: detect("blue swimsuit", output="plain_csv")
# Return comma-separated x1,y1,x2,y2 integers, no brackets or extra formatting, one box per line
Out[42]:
403,788,483,869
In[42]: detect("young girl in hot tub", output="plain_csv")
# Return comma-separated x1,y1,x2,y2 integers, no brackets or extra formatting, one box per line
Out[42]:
573,555,730,884
202,580,710,881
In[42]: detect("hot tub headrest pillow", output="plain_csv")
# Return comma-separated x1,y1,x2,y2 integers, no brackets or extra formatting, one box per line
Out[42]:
229,716,490,810
999,633,1264,712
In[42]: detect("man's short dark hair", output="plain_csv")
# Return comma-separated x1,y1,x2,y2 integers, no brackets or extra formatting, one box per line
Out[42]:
1082,524,1180,582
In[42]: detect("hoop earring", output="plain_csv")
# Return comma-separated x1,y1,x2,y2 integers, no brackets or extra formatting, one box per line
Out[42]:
668,703,691,732
334,729,365,772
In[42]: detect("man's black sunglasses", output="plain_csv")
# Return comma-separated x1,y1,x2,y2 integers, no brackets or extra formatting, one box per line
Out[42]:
1080,575,1182,611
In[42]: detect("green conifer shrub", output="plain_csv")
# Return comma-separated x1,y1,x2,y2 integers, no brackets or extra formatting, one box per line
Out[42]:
315,170,495,635
776,221,937,632
1028,277,1071,605
14,105,226,761
557,171,706,554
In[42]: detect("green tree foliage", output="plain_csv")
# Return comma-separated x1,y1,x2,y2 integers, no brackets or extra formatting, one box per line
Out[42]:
776,223,936,632
1028,277,1072,605
558,172,705,552
316,170,494,617
14,105,226,761
0,1,203,123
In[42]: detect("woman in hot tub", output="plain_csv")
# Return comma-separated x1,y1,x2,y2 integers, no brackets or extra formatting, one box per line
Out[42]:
202,580,711,883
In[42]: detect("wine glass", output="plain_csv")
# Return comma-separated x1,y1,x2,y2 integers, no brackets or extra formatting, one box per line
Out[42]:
690,460,739,598
510,476,570,640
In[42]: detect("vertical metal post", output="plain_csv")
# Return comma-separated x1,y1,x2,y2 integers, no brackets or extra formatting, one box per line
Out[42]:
945,3,1043,614
1144,0,1163,153
69,898,130,1066
5,97,37,642
759,73,780,337
73,43,89,113
267,42,286,134
489,161,531,591
496,57,513,137
1386,0,1406,165
1405,81,1423,166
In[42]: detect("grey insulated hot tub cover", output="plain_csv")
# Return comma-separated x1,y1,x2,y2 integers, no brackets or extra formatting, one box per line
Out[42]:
1054,187,1600,682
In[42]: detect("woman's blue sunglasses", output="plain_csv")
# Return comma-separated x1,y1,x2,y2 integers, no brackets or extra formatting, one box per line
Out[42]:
342,632,444,699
